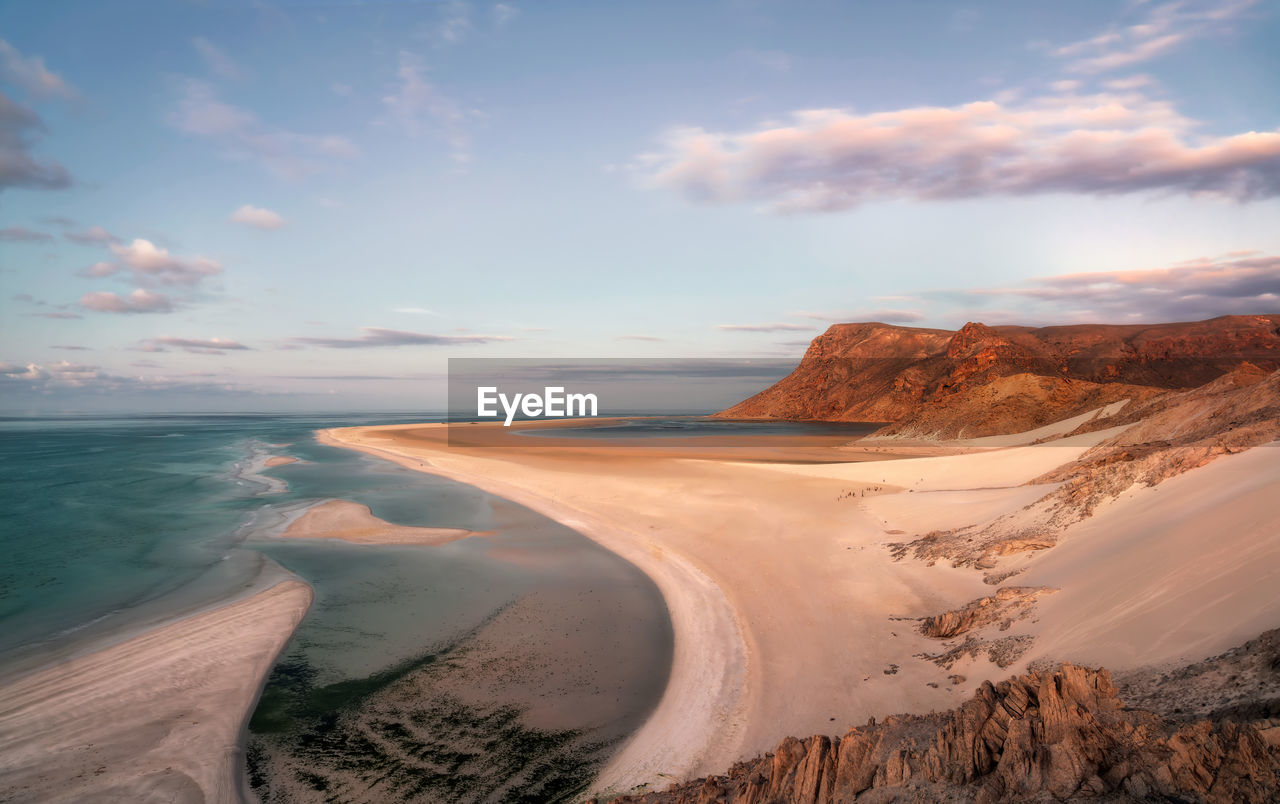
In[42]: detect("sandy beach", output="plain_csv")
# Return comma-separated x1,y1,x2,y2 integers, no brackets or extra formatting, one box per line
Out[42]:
0,577,312,803
321,420,1280,799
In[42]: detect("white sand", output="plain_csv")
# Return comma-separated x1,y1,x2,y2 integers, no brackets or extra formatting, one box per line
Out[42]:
1017,444,1280,669
322,427,1008,796
734,425,1128,492
321,419,1280,799
0,580,312,803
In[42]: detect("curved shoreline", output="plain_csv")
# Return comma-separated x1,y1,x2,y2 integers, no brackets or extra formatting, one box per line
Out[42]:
318,426,751,798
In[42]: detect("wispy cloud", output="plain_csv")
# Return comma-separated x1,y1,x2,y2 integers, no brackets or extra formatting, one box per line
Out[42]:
639,87,1280,212
492,3,518,25
0,39,76,100
963,252,1280,323
792,309,926,324
169,79,359,179
617,334,665,342
291,327,513,348
1053,0,1257,74
716,322,814,332
192,37,242,79
0,225,51,242
436,1,472,43
379,51,471,164
229,204,285,229
80,289,175,314
0,90,73,192
63,225,120,245
140,336,251,355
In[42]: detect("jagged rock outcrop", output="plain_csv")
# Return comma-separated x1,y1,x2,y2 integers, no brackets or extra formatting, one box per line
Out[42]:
918,587,1054,640
716,315,1280,438
601,664,1280,804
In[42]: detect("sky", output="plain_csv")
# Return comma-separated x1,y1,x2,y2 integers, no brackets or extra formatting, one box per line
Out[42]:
1,0,1279,413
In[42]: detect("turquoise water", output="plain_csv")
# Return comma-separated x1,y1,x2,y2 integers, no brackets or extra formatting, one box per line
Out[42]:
0,414,673,802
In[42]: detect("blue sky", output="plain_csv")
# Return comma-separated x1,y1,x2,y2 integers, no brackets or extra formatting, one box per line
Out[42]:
2,0,1278,412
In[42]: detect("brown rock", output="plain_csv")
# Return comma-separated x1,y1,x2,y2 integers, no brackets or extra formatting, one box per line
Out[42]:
608,664,1280,804
716,315,1280,439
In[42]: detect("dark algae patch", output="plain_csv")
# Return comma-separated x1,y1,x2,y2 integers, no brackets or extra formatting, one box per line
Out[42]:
247,635,613,803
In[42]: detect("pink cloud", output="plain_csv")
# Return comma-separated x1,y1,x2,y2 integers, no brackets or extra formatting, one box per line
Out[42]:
80,289,175,314
640,89,1280,212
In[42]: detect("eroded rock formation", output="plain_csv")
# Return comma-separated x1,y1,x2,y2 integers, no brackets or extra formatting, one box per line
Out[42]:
601,663,1280,804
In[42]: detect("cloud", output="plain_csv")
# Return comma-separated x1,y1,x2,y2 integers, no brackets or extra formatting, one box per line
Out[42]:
393,306,437,315
0,225,51,242
492,3,518,25
52,345,92,351
0,359,255,403
229,204,285,229
63,225,120,245
31,311,82,319
80,289,175,314
639,88,1280,212
617,334,665,342
716,322,815,332
379,51,471,164
140,336,251,355
40,215,77,227
106,238,221,287
331,82,353,97
169,79,358,179
792,309,926,324
0,39,76,100
0,90,72,192
79,261,119,278
436,1,472,43
1054,0,1257,74
965,252,1280,323
291,327,513,348
192,37,241,79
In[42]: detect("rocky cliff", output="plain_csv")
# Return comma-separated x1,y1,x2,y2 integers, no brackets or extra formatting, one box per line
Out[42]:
716,315,1280,438
600,661,1280,804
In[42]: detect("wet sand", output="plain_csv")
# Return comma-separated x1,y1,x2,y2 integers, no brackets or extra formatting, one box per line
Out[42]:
280,499,483,545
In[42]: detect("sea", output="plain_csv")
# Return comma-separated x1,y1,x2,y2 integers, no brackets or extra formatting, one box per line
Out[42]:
0,413,674,802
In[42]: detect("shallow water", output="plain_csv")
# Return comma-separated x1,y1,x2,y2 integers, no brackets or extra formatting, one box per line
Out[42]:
0,414,673,802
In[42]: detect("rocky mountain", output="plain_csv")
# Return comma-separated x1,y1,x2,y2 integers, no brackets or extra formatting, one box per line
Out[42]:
716,315,1280,438
600,660,1280,804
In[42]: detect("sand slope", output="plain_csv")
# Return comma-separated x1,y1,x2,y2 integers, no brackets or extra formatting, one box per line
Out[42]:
1019,443,1280,669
